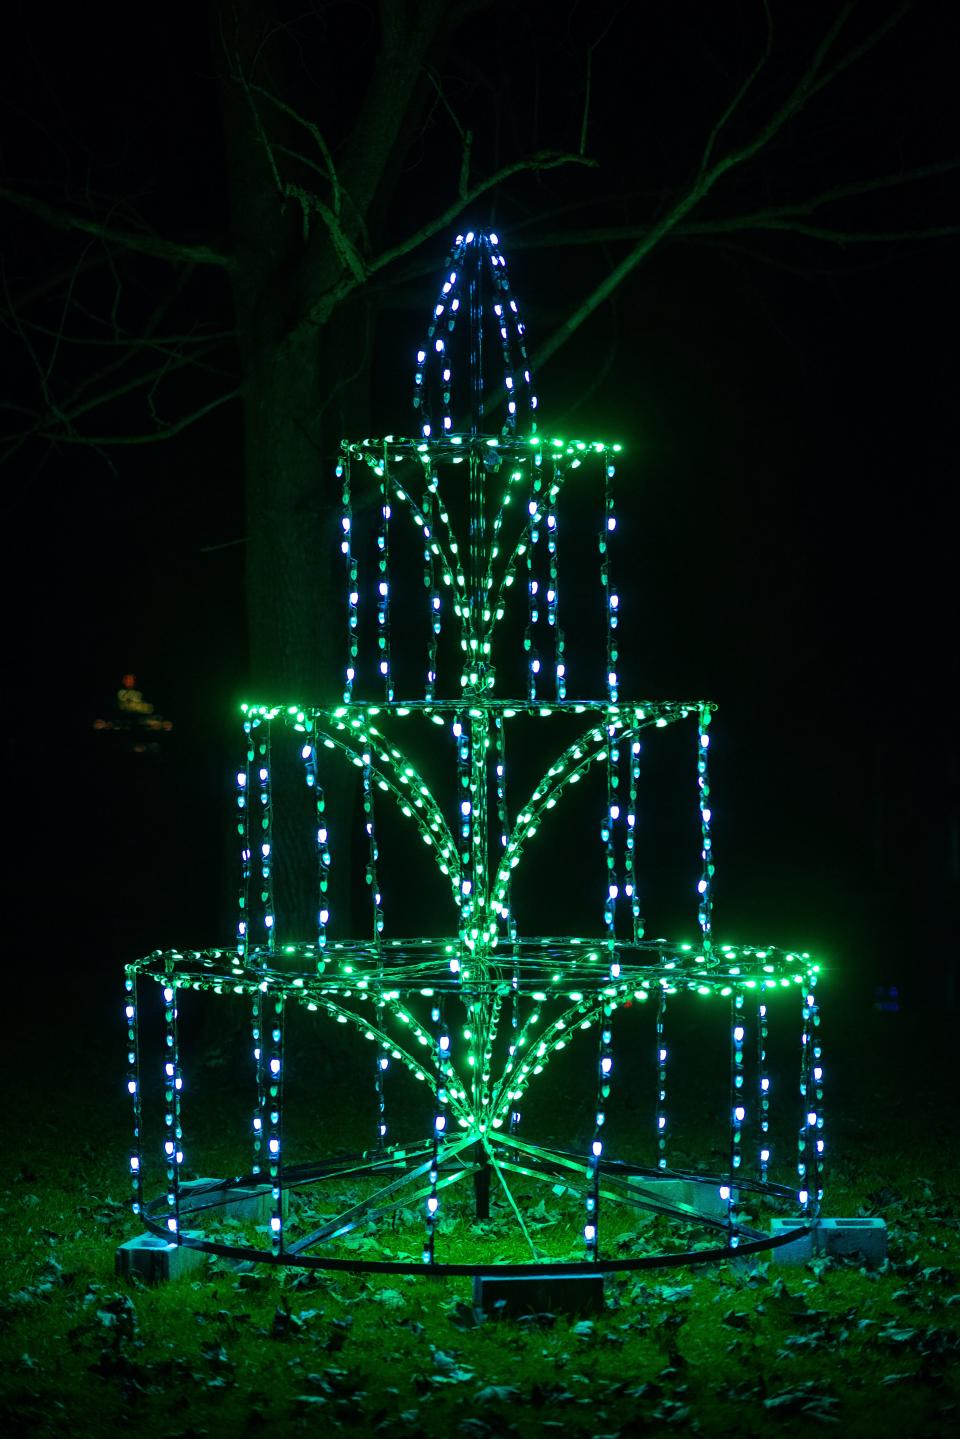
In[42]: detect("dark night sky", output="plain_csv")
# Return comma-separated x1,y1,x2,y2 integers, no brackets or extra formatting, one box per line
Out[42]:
4,1,957,1012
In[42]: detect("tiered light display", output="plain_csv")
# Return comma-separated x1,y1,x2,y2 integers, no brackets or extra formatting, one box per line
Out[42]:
125,232,825,1275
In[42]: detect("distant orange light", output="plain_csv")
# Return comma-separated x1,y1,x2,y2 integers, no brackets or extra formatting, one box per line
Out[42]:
122,673,136,689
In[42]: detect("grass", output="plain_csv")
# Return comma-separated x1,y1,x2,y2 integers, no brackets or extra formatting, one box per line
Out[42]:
1,988,958,1437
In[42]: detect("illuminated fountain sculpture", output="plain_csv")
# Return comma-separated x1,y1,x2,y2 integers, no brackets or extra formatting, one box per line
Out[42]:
123,232,825,1279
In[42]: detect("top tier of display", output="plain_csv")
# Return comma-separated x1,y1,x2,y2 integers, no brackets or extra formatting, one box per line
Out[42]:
338,230,629,705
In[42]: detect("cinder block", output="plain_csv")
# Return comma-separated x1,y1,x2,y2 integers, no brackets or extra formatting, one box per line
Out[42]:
770,1216,887,1267
116,1179,289,1284
473,1272,605,1317
628,1175,729,1222
115,1231,208,1283
178,1177,284,1223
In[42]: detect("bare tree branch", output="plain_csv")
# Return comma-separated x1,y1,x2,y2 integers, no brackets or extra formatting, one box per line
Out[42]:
529,6,940,375
508,160,960,252
301,149,598,331
700,0,773,173
0,186,232,268
26,388,241,446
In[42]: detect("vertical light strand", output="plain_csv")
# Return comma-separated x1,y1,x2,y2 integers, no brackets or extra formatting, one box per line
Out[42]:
524,465,542,700
489,233,538,429
626,730,642,942
251,986,265,1175
363,758,384,943
301,721,330,954
600,449,619,702
340,451,358,701
454,712,470,982
495,713,521,1134
810,975,825,1207
656,984,669,1169
162,980,183,1236
493,713,513,944
374,989,389,1151
758,998,771,1181
235,724,253,970
697,706,714,958
424,1001,450,1264
546,456,564,698
257,724,275,955
602,722,621,959
266,989,285,1255
726,990,746,1246
424,475,440,699
585,999,614,1259
124,970,143,1218
377,447,393,701
798,977,824,1215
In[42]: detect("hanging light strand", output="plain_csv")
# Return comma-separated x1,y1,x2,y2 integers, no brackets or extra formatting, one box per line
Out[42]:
377,447,394,700
256,724,275,954
162,981,184,1236
266,990,285,1254
424,476,441,698
524,460,543,699
339,452,358,700
697,705,714,957
758,998,771,1181
727,990,746,1245
124,971,143,1217
251,986,265,1175
301,720,330,953
626,732,642,942
363,757,385,943
585,999,614,1260
235,727,253,968
601,451,619,702
656,984,669,1169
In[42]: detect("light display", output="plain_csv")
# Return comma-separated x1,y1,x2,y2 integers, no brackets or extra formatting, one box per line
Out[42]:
125,232,824,1275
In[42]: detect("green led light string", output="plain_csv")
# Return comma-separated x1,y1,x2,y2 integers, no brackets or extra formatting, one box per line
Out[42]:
125,232,830,1278
124,970,143,1218
758,998,771,1181
162,980,184,1236
339,453,358,700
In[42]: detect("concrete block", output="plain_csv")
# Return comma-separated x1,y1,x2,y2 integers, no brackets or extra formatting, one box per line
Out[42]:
770,1216,887,1267
473,1272,605,1317
178,1177,284,1223
115,1179,288,1284
628,1175,728,1222
115,1231,208,1284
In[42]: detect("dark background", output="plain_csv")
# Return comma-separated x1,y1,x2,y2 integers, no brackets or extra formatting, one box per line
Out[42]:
4,1,957,1021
